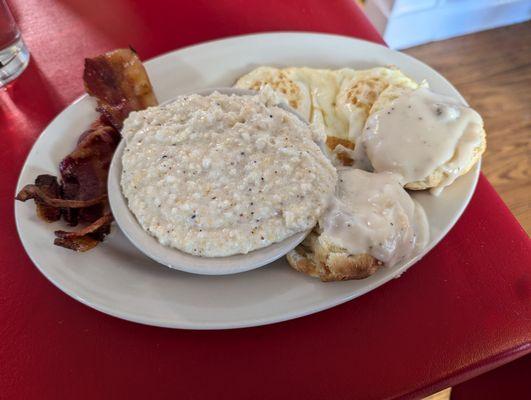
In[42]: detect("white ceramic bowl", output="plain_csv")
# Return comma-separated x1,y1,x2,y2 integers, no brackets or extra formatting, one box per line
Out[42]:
108,87,311,275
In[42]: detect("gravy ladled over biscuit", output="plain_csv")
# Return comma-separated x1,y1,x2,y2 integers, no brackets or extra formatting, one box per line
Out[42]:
287,169,429,281
359,87,486,194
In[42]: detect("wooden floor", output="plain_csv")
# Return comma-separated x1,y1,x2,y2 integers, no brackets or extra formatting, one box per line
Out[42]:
405,22,531,234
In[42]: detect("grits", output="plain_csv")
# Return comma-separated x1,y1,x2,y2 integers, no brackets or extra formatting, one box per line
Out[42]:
121,91,337,257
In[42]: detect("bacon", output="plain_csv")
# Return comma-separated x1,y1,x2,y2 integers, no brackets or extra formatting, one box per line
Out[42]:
17,48,157,252
16,180,107,209
83,48,158,130
54,214,113,252
15,175,62,222
59,118,120,225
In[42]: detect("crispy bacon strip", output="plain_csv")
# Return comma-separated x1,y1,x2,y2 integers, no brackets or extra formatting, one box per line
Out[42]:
55,213,113,239
16,182,107,208
17,48,157,252
59,118,120,225
83,48,158,130
16,175,62,222
54,214,113,252
53,236,101,252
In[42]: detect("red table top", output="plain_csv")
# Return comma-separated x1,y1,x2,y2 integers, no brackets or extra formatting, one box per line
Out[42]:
1,1,530,399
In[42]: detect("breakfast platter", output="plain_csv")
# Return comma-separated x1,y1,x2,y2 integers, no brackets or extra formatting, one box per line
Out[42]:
14,32,481,329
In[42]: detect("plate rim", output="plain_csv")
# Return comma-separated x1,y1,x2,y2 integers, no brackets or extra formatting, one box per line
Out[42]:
14,31,480,329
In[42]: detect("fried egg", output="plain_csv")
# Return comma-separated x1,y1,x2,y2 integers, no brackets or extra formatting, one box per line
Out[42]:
234,65,418,147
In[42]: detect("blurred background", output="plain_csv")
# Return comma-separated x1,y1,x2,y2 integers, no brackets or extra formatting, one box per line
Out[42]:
360,0,529,49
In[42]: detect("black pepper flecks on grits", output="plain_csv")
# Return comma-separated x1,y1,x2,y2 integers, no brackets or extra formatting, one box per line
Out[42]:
122,91,337,256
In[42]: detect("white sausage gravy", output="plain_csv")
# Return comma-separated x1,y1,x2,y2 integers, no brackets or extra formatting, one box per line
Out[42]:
319,169,429,267
356,87,484,194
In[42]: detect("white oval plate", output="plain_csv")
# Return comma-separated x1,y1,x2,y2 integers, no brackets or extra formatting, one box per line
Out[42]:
15,33,479,329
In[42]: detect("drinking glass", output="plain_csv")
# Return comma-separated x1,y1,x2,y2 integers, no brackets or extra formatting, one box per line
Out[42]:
0,0,29,87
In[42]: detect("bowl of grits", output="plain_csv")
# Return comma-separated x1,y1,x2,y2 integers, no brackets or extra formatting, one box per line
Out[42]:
108,87,337,275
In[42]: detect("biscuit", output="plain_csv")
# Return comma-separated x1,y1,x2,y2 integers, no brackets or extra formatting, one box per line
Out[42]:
367,85,487,191
405,130,486,190
286,230,382,282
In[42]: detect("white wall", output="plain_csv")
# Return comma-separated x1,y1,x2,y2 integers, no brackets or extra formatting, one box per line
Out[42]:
365,0,531,49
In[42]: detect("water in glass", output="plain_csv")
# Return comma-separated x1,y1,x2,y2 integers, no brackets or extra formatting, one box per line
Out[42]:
0,0,29,87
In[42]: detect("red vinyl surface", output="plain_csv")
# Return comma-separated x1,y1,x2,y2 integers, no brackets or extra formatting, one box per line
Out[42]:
1,1,530,399
452,354,531,399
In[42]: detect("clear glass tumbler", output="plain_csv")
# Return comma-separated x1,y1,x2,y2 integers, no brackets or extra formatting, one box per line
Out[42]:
0,0,29,87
